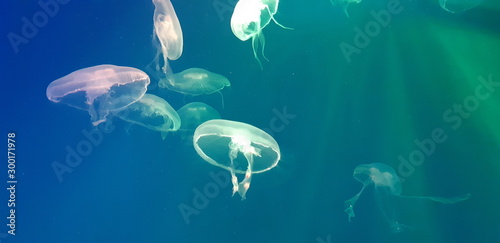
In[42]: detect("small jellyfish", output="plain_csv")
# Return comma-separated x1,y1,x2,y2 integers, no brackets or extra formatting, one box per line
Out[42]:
230,0,292,69
152,0,183,74
439,0,484,13
330,0,361,17
46,64,150,126
159,68,230,107
193,119,281,199
115,94,180,139
176,102,220,137
344,163,470,231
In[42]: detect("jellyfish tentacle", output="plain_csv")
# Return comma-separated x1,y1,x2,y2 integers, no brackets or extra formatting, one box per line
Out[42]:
267,7,293,30
398,193,471,204
330,0,362,17
216,90,225,109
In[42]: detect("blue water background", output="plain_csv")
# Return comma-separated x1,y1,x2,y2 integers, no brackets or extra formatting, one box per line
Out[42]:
1,0,500,242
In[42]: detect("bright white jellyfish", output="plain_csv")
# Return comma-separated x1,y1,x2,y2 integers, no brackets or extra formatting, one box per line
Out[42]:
152,0,183,74
193,119,281,200
230,0,292,69
439,0,484,13
46,65,150,126
345,163,471,233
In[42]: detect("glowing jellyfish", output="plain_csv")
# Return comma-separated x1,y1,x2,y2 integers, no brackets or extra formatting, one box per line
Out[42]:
46,64,150,126
115,94,180,139
230,0,291,68
345,163,471,232
159,68,230,106
439,0,484,13
152,0,183,74
193,119,280,199
330,0,361,17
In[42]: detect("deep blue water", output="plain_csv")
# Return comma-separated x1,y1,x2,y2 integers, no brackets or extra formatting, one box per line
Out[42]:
1,0,500,242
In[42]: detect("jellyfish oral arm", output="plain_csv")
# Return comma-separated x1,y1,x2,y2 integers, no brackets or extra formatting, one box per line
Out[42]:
344,185,366,222
227,150,253,200
227,137,261,200
344,204,355,222
230,169,239,196
237,152,254,200
228,146,239,196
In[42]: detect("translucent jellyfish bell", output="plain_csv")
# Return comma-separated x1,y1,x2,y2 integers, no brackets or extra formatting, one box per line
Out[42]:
193,119,281,199
46,64,150,126
439,0,484,13
345,163,471,231
115,94,180,139
159,68,230,107
177,102,220,130
152,0,183,74
230,0,291,69
176,102,221,142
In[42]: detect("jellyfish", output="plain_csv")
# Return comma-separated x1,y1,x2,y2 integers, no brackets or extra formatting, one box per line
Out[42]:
176,102,221,143
152,0,183,74
193,119,281,199
330,0,361,17
46,64,150,126
344,163,470,231
158,68,230,107
439,0,484,13
177,102,221,132
115,94,180,139
230,0,292,69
